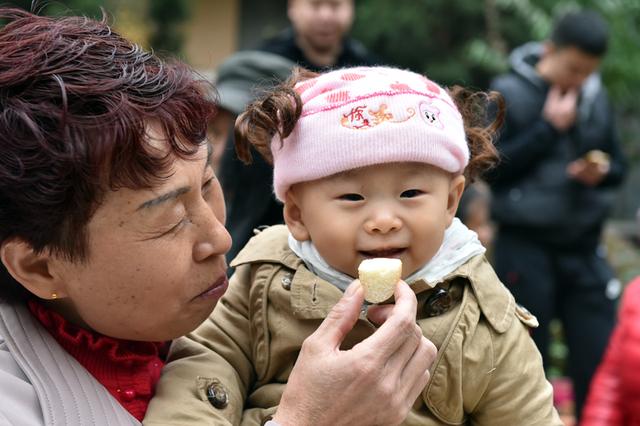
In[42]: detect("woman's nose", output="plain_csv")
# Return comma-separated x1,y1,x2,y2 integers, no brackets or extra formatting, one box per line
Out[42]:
192,201,232,262
364,210,402,234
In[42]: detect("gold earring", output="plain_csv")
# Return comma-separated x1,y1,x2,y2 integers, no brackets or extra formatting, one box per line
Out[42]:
51,292,58,300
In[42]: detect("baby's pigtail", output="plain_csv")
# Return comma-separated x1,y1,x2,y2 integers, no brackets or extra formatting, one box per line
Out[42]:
448,86,505,182
234,67,318,165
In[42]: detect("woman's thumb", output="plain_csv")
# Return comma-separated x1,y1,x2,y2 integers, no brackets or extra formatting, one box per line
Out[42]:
311,280,364,350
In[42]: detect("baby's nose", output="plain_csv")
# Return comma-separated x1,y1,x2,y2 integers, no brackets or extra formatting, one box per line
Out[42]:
364,211,402,234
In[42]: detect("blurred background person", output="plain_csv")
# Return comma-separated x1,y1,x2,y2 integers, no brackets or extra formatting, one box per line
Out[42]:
455,181,494,250
257,0,378,71
211,51,295,263
486,9,627,418
207,50,294,171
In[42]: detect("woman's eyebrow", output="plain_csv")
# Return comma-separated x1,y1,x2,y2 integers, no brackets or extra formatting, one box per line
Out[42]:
138,147,211,211
137,186,190,211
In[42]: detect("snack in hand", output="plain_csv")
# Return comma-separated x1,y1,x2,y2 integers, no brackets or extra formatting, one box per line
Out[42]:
584,150,610,166
358,258,402,304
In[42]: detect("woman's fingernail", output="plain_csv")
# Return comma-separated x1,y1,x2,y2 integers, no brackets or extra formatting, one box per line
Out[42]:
345,280,360,297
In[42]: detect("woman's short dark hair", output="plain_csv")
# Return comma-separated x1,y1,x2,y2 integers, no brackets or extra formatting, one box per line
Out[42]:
551,10,609,56
0,9,217,302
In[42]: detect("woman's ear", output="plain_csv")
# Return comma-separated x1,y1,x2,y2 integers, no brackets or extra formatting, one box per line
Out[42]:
446,175,466,225
0,239,66,300
283,189,311,242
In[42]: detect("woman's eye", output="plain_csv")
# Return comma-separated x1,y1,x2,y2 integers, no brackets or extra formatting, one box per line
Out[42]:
401,189,423,198
338,193,364,201
154,217,190,239
202,177,214,198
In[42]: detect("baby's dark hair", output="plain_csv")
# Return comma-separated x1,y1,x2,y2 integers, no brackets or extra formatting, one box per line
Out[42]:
235,67,504,182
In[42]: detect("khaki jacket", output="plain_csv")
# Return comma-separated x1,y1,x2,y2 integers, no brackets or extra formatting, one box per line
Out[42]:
145,225,561,425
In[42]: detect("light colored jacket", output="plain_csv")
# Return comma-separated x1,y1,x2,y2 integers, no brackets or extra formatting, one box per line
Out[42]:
145,225,561,425
0,302,139,426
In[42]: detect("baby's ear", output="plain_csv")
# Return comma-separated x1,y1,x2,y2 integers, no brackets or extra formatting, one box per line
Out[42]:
283,190,311,241
447,175,466,225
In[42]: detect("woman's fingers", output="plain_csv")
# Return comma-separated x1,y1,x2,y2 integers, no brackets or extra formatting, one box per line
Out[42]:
355,280,419,357
400,336,437,400
366,303,394,325
309,280,364,353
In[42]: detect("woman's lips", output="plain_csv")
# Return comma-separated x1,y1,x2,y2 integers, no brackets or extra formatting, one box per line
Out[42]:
360,248,406,258
195,276,229,300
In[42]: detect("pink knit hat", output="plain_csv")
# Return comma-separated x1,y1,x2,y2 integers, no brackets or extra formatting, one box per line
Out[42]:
272,66,468,201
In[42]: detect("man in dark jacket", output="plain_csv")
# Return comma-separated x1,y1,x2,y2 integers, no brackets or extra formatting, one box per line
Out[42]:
258,0,377,72
487,10,626,417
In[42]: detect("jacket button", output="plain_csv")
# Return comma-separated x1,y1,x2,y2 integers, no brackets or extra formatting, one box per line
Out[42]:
207,383,228,409
281,275,292,290
423,288,452,317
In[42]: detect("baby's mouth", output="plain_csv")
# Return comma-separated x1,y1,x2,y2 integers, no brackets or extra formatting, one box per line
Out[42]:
359,248,406,258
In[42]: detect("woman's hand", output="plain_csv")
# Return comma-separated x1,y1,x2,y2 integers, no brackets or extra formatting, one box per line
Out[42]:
273,279,436,426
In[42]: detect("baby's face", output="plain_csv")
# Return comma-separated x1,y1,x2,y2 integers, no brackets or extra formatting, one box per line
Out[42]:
285,162,465,278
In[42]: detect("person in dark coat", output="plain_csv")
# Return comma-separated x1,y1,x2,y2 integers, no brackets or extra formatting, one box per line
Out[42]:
486,9,627,418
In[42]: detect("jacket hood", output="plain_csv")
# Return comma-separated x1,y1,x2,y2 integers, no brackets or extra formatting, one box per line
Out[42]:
509,42,603,122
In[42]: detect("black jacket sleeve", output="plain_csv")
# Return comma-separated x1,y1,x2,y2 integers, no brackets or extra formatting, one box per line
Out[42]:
598,103,627,188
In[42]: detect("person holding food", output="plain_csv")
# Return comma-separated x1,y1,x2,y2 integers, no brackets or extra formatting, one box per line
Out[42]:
486,10,627,419
143,66,561,425
0,10,439,426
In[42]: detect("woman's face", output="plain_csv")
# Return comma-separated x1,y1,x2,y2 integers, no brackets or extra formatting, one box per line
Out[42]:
49,126,231,341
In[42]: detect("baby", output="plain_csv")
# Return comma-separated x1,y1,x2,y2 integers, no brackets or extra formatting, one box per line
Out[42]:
145,66,562,425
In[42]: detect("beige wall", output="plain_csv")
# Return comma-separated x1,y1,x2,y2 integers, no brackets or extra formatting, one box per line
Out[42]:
183,0,239,72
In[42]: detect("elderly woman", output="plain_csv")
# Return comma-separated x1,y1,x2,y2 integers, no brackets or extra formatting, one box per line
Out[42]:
0,9,435,426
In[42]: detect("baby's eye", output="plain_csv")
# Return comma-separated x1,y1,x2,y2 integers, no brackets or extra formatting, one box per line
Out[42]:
400,189,423,198
338,193,364,201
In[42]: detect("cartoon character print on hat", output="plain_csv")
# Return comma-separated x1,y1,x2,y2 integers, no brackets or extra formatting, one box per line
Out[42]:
341,103,416,130
419,100,444,129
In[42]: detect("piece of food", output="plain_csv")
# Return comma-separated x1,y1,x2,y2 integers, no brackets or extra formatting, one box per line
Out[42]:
358,258,402,303
584,150,610,166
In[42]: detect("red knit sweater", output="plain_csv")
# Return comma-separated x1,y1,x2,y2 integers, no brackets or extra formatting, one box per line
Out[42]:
28,300,167,421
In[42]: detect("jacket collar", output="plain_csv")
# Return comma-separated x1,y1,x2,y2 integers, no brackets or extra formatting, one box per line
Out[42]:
0,302,140,425
231,225,302,270
437,255,514,333
231,225,514,333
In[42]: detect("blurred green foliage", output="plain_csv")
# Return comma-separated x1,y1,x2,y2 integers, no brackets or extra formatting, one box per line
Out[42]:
148,0,190,56
352,0,640,114
1,0,191,55
2,0,105,18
